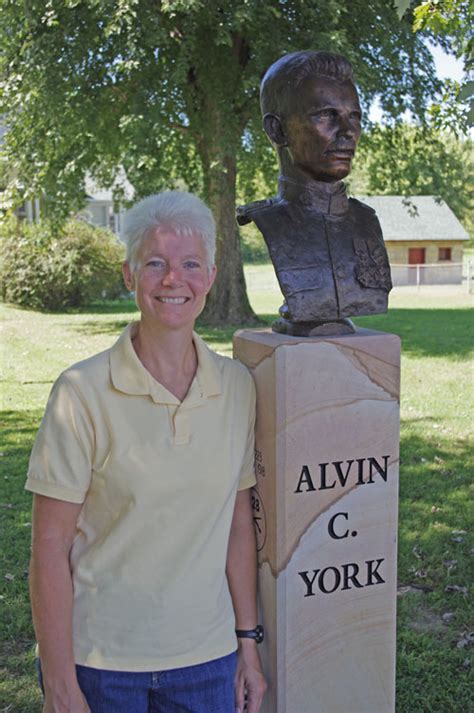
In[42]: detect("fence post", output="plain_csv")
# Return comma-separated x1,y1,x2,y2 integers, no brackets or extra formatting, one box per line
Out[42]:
416,264,421,290
467,259,472,294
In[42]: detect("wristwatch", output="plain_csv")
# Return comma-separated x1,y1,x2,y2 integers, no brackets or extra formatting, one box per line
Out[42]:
235,625,264,644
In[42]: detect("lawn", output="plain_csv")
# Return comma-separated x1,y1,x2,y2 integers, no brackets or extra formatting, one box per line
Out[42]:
1,265,473,712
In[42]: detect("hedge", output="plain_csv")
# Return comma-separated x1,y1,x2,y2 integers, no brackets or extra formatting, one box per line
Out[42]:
0,217,125,310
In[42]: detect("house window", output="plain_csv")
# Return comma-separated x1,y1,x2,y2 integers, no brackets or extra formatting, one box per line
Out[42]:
438,247,452,261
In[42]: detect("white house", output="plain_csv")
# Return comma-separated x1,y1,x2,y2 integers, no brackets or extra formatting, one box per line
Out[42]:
78,173,134,236
18,171,134,236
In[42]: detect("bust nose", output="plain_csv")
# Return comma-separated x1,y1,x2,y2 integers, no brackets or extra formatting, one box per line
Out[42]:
337,117,355,139
336,113,360,142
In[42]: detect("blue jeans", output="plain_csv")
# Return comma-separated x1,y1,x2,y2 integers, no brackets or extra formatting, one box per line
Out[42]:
37,651,238,712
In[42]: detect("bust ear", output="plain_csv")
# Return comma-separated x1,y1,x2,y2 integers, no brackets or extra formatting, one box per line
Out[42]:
263,113,287,147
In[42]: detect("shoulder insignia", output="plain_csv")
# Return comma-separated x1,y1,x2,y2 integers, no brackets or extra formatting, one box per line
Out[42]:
236,197,278,225
349,197,376,215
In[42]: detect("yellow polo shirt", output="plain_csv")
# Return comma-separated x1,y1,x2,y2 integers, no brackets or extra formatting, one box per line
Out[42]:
25,323,256,671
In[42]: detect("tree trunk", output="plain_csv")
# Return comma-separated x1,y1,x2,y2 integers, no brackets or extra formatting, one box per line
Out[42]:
199,138,259,326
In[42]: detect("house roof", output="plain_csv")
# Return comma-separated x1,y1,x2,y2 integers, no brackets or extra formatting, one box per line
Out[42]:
356,195,469,242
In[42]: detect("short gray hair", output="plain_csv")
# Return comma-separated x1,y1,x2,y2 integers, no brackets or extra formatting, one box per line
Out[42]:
122,191,216,270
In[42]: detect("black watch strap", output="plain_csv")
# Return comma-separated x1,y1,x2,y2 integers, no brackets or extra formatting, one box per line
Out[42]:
235,625,264,644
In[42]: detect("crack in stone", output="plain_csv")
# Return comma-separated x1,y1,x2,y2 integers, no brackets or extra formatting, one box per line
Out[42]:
330,343,400,402
235,332,400,404
233,342,275,369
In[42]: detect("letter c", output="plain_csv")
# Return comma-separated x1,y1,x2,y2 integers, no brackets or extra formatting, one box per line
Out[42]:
328,512,349,540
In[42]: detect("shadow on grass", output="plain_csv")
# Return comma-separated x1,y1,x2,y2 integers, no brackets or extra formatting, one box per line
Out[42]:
0,653,42,713
0,411,41,712
72,299,138,314
196,313,275,349
2,298,138,317
71,319,131,336
71,317,270,340
59,304,472,360
398,429,472,592
0,410,42,464
355,309,473,358
396,430,472,711
197,314,274,344
202,308,472,360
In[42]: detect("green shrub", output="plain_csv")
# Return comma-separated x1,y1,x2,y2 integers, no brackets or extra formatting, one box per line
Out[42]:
0,217,125,310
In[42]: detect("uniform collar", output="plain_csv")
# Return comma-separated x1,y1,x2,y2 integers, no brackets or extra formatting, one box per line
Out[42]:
278,176,348,215
109,323,222,405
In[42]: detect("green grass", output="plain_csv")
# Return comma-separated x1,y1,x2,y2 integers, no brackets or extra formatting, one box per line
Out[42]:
1,265,473,712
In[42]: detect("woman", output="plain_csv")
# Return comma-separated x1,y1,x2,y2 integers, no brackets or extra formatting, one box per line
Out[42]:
26,191,266,713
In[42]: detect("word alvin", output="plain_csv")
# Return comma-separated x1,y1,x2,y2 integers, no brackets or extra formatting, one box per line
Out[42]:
294,455,390,492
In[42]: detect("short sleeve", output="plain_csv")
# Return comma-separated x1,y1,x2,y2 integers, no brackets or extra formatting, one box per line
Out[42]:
237,375,257,491
25,374,95,503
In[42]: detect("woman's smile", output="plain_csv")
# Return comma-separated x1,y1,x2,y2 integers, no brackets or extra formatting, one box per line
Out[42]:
156,296,189,304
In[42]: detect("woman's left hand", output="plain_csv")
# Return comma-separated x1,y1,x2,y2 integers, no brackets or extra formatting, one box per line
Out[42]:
234,640,267,713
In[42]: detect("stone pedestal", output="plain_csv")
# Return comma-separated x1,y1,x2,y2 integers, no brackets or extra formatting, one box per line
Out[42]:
233,328,400,713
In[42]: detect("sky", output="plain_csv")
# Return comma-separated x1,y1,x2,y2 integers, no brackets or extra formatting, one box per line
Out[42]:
428,41,465,81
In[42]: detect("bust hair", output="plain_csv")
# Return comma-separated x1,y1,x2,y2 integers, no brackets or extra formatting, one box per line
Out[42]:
122,191,216,271
260,50,355,118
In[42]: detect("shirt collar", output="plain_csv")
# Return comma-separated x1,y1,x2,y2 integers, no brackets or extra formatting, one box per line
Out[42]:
278,176,349,215
109,323,222,405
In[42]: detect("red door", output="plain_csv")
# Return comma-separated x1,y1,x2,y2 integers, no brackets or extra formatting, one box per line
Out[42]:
408,248,426,285
408,248,426,264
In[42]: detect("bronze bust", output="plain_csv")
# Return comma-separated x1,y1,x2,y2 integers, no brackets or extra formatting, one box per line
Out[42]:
237,50,392,336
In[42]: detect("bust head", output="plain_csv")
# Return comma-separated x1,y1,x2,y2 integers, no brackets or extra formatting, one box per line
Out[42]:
260,51,362,184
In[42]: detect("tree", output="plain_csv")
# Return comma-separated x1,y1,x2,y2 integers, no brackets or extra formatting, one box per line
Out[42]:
0,1,441,323
394,0,473,130
395,0,472,63
350,122,473,236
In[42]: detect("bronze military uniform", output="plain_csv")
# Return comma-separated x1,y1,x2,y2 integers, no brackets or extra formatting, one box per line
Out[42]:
238,179,392,326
